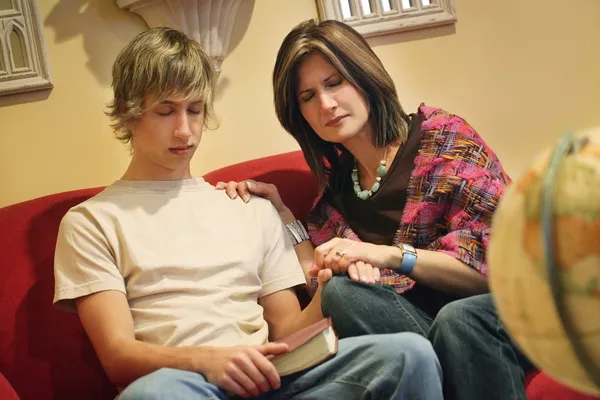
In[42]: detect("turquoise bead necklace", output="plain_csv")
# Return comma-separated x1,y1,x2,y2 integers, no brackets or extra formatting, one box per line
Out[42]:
351,147,389,200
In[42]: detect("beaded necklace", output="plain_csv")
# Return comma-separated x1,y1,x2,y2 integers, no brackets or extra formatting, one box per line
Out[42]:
351,147,389,200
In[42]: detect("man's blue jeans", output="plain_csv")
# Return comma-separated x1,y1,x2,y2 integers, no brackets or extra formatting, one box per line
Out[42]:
119,332,443,399
321,276,534,400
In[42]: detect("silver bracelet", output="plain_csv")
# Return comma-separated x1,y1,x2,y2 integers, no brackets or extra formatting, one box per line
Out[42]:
285,220,309,246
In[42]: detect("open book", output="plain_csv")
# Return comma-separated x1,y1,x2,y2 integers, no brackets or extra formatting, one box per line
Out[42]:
270,317,338,376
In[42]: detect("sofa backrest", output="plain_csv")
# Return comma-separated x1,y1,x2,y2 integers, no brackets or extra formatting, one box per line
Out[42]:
0,150,318,400
0,186,115,400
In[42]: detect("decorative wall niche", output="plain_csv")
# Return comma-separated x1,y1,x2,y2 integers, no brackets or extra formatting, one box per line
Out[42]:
0,0,52,96
117,0,248,75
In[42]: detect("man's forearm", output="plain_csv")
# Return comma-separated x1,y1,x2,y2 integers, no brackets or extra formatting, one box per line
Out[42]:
268,290,325,341
105,339,213,388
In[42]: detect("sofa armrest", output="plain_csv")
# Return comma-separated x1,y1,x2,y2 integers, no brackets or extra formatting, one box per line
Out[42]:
0,373,19,400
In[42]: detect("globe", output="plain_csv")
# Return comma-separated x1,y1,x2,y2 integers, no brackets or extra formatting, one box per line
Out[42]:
489,127,600,396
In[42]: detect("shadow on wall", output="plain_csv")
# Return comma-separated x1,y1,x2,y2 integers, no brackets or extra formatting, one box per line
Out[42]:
45,0,146,87
44,0,255,101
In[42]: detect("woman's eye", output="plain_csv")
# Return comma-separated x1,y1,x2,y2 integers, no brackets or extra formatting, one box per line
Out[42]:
329,79,343,87
188,109,202,115
301,93,314,103
156,109,173,116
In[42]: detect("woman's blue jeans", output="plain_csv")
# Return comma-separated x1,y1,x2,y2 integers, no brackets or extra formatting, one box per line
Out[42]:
321,276,534,400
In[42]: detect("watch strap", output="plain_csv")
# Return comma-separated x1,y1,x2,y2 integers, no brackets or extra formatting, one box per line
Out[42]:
397,243,417,275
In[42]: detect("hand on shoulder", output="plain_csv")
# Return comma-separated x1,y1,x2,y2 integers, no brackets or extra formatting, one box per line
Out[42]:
215,180,289,215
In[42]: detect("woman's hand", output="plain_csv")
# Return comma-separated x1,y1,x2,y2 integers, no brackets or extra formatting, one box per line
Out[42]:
311,238,397,283
312,260,381,284
215,180,288,214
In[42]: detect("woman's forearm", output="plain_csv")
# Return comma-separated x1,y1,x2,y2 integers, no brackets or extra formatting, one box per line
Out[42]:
278,207,487,296
279,208,317,290
386,246,489,296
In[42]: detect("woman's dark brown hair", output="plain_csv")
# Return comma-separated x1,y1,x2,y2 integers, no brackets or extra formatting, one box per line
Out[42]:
273,19,410,187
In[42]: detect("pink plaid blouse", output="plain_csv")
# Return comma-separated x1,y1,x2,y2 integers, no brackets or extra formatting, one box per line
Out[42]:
307,104,511,294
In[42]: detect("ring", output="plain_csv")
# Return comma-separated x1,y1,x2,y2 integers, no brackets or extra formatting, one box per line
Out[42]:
335,249,346,257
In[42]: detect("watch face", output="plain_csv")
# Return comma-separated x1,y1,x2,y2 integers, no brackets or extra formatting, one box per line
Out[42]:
401,243,416,255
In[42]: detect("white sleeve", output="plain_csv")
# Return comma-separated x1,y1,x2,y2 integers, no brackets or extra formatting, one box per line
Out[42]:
257,202,306,298
53,208,126,312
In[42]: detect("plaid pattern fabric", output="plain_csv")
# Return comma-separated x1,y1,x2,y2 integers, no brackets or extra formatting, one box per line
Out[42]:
308,104,511,294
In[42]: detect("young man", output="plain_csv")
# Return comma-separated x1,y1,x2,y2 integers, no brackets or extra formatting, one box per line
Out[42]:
53,28,443,399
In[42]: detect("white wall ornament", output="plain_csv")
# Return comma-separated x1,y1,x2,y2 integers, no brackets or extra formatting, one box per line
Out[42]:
0,0,53,96
117,0,246,75
317,0,456,38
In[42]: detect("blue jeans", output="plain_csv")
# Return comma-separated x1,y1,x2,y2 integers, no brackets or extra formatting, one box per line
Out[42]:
119,333,443,400
321,276,534,400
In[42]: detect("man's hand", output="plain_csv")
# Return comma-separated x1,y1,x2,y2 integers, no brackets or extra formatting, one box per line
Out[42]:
203,343,289,398
310,238,397,284
215,180,288,215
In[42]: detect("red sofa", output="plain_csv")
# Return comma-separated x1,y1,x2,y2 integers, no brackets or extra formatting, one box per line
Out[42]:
0,150,597,400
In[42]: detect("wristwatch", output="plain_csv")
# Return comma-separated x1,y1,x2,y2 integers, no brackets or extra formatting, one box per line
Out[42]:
285,220,309,246
397,243,418,275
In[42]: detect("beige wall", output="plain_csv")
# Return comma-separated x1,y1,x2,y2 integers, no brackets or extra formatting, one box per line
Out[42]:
1,0,599,207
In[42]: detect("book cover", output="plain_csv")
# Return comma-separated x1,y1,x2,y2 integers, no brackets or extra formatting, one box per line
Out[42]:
270,317,338,376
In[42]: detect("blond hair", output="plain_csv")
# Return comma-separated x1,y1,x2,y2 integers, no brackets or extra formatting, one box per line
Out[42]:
107,27,218,145
273,19,410,186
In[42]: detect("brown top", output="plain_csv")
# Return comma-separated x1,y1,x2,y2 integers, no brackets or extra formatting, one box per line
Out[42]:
327,112,424,245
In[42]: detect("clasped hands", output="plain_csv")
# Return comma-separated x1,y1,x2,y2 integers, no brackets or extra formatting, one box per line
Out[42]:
216,179,395,285
311,237,396,284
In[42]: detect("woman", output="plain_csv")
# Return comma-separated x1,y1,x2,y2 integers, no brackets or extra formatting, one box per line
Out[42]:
219,19,533,400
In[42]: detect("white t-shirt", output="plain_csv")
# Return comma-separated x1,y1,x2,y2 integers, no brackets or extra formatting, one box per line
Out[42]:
53,178,306,348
